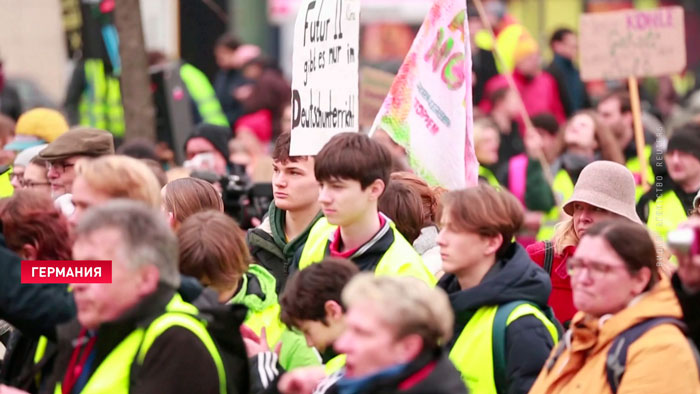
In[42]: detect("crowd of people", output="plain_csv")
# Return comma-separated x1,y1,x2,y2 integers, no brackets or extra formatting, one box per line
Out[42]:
0,1,699,393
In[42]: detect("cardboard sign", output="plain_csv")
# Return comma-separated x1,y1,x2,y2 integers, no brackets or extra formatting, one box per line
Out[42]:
289,0,360,156
579,6,686,81
369,0,477,189
359,67,395,130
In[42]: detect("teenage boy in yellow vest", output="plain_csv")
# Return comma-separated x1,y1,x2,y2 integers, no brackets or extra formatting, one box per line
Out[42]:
292,132,434,284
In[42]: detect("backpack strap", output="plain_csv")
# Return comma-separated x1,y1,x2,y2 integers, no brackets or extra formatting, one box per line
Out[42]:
605,317,693,393
492,301,524,394
543,240,554,275
508,154,529,206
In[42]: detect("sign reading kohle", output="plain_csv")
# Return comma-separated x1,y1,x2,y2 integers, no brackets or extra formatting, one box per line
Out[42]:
579,6,686,81
290,0,360,155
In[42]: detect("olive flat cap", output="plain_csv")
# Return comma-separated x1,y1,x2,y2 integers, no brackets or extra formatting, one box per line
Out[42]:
38,127,115,161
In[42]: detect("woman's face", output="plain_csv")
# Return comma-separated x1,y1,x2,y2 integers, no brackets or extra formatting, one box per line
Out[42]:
437,208,499,278
564,114,597,149
571,202,617,239
569,235,650,317
475,127,500,166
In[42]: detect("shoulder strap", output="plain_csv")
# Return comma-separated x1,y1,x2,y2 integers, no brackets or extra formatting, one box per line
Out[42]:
606,317,691,394
543,240,554,275
508,154,529,206
492,301,525,394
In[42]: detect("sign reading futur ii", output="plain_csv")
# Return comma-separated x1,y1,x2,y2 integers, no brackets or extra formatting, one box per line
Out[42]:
290,0,360,156
579,6,687,81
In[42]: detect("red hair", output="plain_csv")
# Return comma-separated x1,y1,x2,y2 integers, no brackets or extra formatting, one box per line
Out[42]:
0,190,72,260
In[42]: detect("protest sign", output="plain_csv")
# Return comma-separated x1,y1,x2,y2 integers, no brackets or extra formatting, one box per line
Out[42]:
369,0,477,189
579,6,686,81
289,0,360,156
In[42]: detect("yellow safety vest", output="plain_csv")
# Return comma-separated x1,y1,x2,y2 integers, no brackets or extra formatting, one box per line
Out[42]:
179,63,229,127
324,354,347,374
78,59,125,138
449,303,558,393
536,169,575,241
479,166,500,188
298,218,435,285
646,189,689,241
54,293,226,394
626,145,654,202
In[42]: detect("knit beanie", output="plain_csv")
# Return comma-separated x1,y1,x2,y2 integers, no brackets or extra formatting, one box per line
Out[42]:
185,123,232,160
667,124,700,162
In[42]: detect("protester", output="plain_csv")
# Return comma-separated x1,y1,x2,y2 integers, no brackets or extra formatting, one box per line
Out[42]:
0,190,72,392
529,219,700,394
3,108,68,153
546,28,590,116
36,127,114,215
596,90,656,189
638,123,700,240
161,177,224,229
528,161,642,325
487,87,524,166
9,144,47,192
378,180,424,244
247,132,327,293
530,113,561,164
69,155,161,228
480,29,566,124
177,210,320,371
468,3,498,105
436,185,559,393
537,110,624,241
42,201,241,394
247,258,358,392
213,35,261,125
669,216,700,347
389,172,443,276
184,123,232,177
279,274,467,394
293,133,434,284
0,114,15,197
0,58,21,120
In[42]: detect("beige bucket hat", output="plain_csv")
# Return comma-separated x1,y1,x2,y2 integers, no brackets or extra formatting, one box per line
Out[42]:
562,160,642,224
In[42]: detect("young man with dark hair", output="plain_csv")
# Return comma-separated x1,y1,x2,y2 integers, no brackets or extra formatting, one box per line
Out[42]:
546,28,590,117
247,132,331,292
293,132,434,284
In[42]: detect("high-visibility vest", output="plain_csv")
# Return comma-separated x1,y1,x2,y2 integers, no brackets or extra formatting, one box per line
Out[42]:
479,166,500,188
449,303,558,393
646,189,689,241
78,59,125,138
536,169,575,241
179,63,229,127
298,218,435,285
54,293,226,394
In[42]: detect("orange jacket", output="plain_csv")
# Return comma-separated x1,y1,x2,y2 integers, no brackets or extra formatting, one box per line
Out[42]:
529,276,700,394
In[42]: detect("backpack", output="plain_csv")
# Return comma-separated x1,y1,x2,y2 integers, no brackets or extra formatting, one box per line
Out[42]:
546,317,700,393
492,300,562,394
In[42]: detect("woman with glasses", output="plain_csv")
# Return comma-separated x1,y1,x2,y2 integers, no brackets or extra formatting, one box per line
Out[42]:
526,161,643,327
529,219,700,393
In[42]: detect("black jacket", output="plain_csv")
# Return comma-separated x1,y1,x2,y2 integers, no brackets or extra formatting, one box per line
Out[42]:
438,243,556,394
672,273,700,348
318,348,467,394
0,244,75,340
45,286,226,394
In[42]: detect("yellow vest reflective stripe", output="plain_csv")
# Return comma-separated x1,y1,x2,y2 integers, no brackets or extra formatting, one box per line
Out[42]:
324,354,347,374
179,63,229,127
55,293,226,394
626,145,654,201
449,303,558,393
646,189,688,241
79,59,125,137
299,218,435,285
536,169,574,241
479,166,500,188
0,168,14,198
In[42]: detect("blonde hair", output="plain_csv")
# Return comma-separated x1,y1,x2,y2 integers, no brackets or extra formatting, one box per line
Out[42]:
342,274,453,348
75,155,161,208
552,216,579,255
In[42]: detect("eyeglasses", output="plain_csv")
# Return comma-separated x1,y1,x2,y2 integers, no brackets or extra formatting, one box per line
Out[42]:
566,257,629,278
20,179,51,189
9,172,23,181
46,162,76,173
